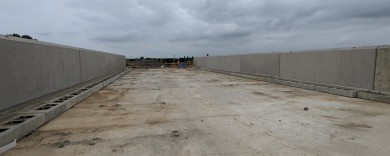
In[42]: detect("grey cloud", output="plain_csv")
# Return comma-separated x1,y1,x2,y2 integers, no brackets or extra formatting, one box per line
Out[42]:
1,0,389,58
37,31,52,36
92,31,143,43
171,28,251,44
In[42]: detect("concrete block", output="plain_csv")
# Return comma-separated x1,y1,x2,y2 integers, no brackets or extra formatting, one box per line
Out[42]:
358,92,390,104
282,81,358,97
27,103,67,122
102,68,131,87
103,77,115,87
63,96,80,110
0,126,19,148
374,46,390,92
77,84,102,106
0,113,46,147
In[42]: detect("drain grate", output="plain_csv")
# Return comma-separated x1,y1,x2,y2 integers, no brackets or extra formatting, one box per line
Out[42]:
36,104,58,110
53,100,64,103
86,83,99,88
4,120,24,125
70,92,79,96
0,128,8,133
101,78,110,83
71,90,83,95
15,115,34,120
58,96,73,100
37,106,51,110
1,115,35,126
52,95,74,103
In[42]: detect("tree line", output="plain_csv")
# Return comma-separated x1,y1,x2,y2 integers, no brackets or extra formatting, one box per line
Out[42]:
6,33,37,40
128,56,194,63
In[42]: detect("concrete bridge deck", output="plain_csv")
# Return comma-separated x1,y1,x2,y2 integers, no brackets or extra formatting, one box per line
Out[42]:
3,69,390,156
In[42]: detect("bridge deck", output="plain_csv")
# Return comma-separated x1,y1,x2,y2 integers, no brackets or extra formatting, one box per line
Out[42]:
4,69,390,155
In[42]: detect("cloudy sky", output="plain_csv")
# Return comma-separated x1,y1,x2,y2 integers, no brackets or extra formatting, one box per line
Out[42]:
1,0,389,58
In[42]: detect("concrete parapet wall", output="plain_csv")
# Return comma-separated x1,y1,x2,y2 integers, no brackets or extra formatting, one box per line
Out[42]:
194,57,199,67
206,56,220,70
80,50,106,82
219,55,240,73
195,45,389,93
0,36,126,111
280,47,376,89
240,53,280,77
374,46,390,92
198,57,207,68
194,57,200,67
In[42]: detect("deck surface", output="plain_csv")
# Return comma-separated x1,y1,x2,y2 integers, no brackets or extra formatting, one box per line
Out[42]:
4,69,390,156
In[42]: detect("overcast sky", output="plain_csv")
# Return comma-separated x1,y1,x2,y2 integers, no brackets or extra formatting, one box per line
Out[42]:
1,0,390,58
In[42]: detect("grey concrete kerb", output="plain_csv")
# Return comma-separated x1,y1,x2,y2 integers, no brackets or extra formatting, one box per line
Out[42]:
198,67,360,98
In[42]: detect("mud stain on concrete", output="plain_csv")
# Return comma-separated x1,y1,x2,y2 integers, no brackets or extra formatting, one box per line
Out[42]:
221,84,239,87
252,91,282,99
145,118,172,125
337,108,384,116
82,88,130,104
281,90,311,97
321,115,341,120
110,142,135,153
335,123,372,130
51,138,103,148
207,79,219,83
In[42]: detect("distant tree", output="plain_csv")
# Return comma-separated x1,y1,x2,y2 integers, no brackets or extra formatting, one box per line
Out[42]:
21,35,33,39
12,33,21,37
206,54,209,56
6,33,37,40
140,56,144,60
